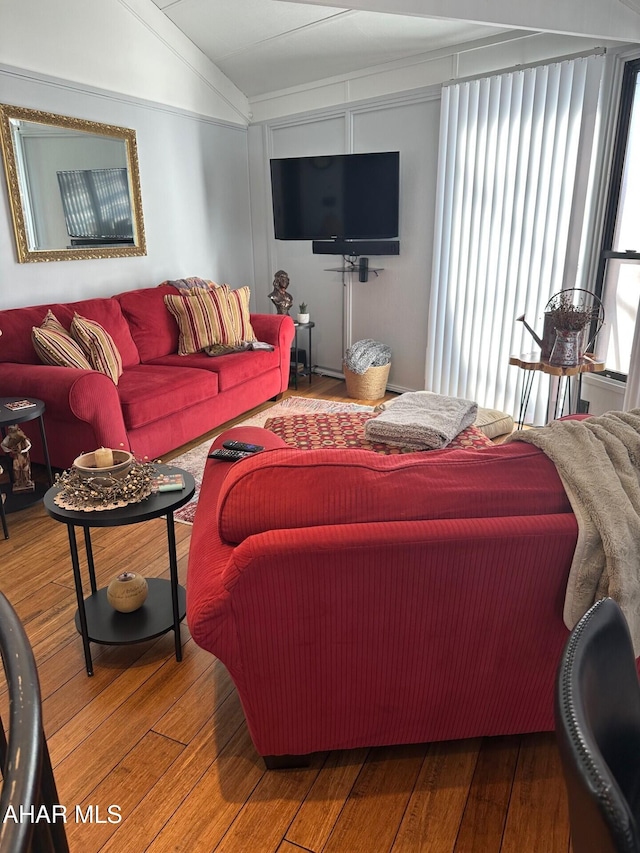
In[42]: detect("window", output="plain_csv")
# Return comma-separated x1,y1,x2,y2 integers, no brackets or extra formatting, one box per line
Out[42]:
426,54,605,424
595,58,640,380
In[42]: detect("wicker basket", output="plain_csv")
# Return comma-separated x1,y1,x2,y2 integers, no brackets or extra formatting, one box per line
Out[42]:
343,362,391,400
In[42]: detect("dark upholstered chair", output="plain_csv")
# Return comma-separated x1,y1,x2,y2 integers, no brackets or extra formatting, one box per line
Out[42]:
0,590,68,853
555,598,640,853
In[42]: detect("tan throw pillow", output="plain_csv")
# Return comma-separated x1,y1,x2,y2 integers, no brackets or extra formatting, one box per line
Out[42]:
164,288,239,354
32,310,92,369
224,285,256,342
475,407,515,439
41,308,69,336
70,313,123,384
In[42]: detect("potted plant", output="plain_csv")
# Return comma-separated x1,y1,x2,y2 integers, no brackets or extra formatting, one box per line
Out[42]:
545,291,599,367
297,302,310,324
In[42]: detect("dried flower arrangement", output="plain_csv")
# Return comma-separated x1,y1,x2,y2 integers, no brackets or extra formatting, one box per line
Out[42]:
54,460,156,510
546,291,599,331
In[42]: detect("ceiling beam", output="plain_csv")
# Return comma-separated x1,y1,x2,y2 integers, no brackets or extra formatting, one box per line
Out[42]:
287,0,640,43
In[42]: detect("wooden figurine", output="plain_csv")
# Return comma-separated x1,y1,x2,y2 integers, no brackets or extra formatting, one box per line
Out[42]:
1,425,35,493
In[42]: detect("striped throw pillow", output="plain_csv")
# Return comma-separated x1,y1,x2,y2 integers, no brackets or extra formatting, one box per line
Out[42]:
70,313,123,384
224,285,256,342
164,289,239,354
32,311,92,369
41,309,69,336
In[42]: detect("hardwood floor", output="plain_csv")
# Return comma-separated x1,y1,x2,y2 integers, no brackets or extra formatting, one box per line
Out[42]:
0,376,572,852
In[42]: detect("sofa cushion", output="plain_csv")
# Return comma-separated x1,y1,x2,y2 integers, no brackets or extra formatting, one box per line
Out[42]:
164,288,239,354
117,364,219,431
32,311,92,369
116,285,179,363
71,313,123,384
216,441,573,544
148,347,280,391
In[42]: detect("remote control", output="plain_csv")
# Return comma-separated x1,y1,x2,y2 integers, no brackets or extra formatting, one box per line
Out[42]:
222,440,264,453
208,448,253,462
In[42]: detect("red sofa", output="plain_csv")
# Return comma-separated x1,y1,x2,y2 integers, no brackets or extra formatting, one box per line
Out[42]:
0,287,294,469
187,427,579,764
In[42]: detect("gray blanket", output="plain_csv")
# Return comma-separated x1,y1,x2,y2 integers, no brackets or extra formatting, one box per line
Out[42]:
365,391,477,450
344,339,392,374
507,410,640,653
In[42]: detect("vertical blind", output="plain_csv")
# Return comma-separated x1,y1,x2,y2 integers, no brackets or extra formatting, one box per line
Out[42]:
56,168,133,240
426,54,605,425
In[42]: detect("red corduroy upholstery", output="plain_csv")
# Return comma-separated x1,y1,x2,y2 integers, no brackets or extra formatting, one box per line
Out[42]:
187,427,579,759
0,288,294,468
216,441,572,543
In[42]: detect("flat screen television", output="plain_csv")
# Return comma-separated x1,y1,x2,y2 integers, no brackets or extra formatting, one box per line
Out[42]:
270,152,399,242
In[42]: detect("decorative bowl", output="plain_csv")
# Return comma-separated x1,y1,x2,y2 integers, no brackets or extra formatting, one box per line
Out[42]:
73,449,134,482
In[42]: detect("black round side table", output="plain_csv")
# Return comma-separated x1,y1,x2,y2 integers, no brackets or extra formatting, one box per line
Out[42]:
44,465,195,676
0,398,54,524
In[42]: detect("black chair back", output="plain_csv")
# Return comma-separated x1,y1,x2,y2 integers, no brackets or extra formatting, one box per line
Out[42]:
556,597,640,853
0,590,69,853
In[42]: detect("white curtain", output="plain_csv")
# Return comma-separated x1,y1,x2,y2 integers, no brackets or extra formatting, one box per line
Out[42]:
426,54,605,424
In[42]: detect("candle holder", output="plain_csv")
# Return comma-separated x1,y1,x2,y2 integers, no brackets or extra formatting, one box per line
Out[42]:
107,571,148,612
73,449,134,483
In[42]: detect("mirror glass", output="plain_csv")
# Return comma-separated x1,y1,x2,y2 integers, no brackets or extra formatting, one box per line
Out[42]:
0,104,146,262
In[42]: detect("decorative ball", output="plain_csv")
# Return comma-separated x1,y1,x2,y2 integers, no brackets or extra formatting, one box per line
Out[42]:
107,572,148,613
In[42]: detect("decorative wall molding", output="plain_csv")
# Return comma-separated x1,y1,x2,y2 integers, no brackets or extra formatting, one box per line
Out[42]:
0,63,248,134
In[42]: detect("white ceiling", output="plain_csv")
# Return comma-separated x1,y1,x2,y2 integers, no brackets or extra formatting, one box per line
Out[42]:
149,0,511,97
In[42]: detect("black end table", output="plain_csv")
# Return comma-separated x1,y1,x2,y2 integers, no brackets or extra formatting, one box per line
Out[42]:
0,398,54,530
291,321,315,389
44,465,195,676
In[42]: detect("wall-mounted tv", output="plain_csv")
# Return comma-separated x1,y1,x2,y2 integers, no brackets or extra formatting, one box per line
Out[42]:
270,152,399,243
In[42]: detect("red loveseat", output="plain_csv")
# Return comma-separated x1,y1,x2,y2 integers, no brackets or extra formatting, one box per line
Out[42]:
0,287,294,469
187,428,578,764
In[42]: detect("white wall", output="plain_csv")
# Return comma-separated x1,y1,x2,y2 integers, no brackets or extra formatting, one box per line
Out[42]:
0,0,249,125
0,0,627,400
0,65,255,310
249,96,437,389
248,33,614,394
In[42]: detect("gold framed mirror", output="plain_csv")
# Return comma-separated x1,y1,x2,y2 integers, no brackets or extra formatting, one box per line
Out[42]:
0,104,146,262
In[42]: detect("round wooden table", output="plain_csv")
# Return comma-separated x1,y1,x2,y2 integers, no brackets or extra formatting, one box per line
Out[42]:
509,352,605,428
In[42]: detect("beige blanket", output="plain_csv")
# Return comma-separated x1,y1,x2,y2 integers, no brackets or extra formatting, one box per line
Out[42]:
507,410,640,653
365,391,477,450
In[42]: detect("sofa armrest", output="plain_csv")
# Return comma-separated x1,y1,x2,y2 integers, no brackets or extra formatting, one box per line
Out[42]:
0,362,128,449
216,442,573,544
250,314,295,350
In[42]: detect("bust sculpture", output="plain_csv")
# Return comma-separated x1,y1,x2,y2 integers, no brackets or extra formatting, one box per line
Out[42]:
268,270,293,315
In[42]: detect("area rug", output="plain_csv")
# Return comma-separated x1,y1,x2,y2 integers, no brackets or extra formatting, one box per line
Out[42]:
169,397,374,525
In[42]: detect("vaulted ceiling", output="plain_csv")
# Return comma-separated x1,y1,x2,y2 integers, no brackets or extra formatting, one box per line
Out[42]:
149,0,640,98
